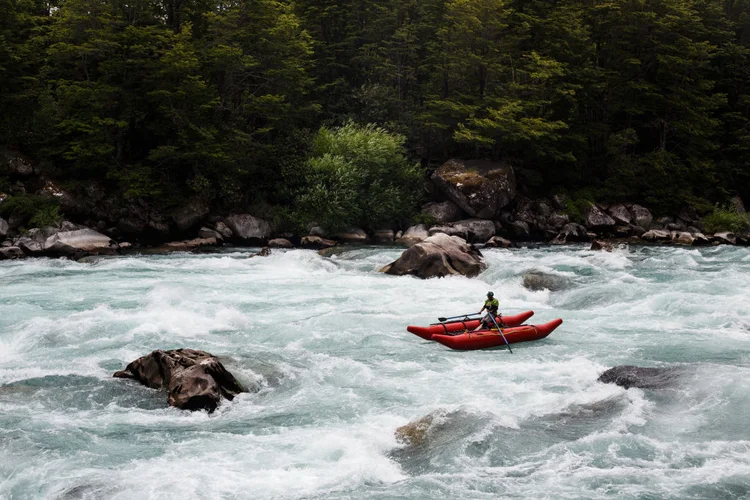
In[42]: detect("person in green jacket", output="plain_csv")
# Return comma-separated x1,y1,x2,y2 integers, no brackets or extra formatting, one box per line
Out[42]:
474,291,500,331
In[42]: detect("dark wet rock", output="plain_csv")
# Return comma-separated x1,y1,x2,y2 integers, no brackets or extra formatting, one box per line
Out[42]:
44,228,119,256
693,232,710,245
608,204,632,225
551,223,589,244
629,204,653,230
484,236,512,248
421,200,464,224
590,239,614,251
198,227,223,241
547,212,569,230
509,220,531,240
522,270,568,291
299,235,336,249
113,349,246,412
334,227,368,243
583,204,616,230
225,214,272,243
597,365,679,389
431,159,516,218
171,198,209,232
249,247,270,257
0,246,24,259
396,224,429,247
381,233,486,279
268,238,293,248
372,229,394,243
641,229,671,242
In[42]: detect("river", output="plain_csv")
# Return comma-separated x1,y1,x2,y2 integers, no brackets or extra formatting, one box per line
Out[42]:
1,245,749,499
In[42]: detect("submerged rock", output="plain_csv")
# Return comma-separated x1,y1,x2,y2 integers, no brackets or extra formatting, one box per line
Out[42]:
597,365,679,389
113,349,246,412
522,270,568,291
380,233,486,279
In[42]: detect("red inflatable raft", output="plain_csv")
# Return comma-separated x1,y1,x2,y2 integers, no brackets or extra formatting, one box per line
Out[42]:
406,311,535,340
431,318,563,351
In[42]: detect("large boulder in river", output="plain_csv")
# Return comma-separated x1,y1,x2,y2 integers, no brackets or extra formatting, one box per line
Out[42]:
598,365,679,389
381,233,486,279
421,200,464,224
431,159,516,218
113,349,246,412
43,228,118,255
522,270,568,291
224,214,272,243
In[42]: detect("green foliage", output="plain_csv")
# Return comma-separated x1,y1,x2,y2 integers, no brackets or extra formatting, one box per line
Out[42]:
0,194,61,227
562,190,596,224
411,212,437,227
295,122,423,231
702,205,750,233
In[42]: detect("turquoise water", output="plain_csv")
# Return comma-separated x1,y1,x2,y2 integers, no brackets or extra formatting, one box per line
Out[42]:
1,245,749,499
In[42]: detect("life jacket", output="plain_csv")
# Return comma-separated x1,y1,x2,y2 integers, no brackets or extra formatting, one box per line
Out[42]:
484,298,499,315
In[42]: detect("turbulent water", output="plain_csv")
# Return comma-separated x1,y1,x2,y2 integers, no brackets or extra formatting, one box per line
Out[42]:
1,244,749,499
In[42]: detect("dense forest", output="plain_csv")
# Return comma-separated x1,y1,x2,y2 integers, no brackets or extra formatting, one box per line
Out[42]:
1,0,750,230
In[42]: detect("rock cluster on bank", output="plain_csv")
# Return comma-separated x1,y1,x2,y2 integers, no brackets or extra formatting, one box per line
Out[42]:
2,153,748,261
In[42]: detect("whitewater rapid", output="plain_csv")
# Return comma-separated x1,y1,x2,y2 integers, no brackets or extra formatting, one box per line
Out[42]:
1,245,749,499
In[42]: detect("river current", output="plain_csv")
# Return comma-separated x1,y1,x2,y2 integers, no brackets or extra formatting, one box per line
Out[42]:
1,245,749,499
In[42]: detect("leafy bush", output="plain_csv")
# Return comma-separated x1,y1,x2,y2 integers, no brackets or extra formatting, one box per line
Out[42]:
0,194,62,227
701,205,750,233
295,122,423,232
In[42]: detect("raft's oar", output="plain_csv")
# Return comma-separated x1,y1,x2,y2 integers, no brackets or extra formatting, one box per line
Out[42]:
437,313,480,323
488,313,513,353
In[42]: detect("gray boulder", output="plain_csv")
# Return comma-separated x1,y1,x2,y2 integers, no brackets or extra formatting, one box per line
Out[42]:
43,228,119,255
224,214,272,243
547,212,569,230
268,238,294,248
0,246,24,259
712,232,736,245
522,270,568,291
214,221,233,239
729,196,746,214
299,235,336,249
629,205,653,230
381,233,486,279
583,204,616,229
673,232,694,245
198,227,223,241
334,227,368,243
113,349,246,412
171,198,209,232
396,224,429,247
431,159,516,218
0,217,7,238
608,205,631,225
641,229,671,242
421,200,464,224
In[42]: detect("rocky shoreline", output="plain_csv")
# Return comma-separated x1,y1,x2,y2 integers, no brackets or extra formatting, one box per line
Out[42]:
1,155,747,261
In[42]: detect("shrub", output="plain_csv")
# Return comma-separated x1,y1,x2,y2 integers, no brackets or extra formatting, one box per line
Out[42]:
0,194,62,227
701,205,750,233
295,121,423,232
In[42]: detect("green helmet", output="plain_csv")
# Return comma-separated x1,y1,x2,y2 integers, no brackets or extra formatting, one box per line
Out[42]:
487,291,494,297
